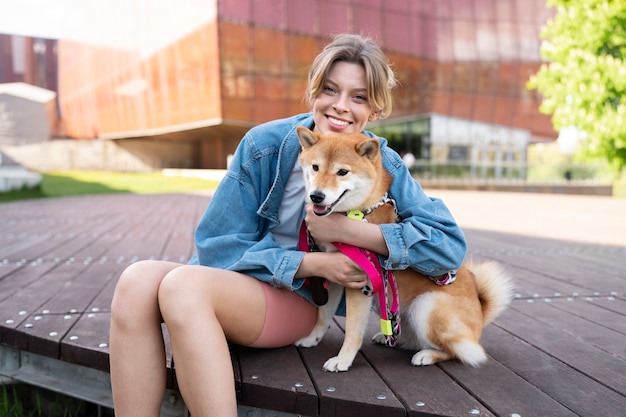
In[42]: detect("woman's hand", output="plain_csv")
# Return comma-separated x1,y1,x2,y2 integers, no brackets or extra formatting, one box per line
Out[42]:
304,204,390,256
303,205,354,244
297,251,368,289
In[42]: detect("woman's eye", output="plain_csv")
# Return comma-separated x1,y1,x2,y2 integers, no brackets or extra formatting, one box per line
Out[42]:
354,95,368,102
323,86,337,95
337,169,349,176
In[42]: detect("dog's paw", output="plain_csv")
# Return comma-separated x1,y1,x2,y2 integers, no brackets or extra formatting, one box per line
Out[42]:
294,329,326,347
411,348,451,366
411,349,437,366
295,333,323,348
372,332,386,345
322,356,351,372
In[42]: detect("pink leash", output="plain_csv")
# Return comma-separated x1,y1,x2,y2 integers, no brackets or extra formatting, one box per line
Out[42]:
298,222,401,347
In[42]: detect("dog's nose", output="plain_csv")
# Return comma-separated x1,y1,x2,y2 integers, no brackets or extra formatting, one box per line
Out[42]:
310,191,325,204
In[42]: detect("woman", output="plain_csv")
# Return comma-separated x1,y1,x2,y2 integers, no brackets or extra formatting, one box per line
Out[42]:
109,33,466,417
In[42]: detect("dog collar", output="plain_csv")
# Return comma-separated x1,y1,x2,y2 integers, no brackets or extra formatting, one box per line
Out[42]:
347,210,365,220
346,193,397,222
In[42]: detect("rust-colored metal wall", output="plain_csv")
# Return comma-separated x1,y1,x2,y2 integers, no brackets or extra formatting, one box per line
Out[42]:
58,21,221,139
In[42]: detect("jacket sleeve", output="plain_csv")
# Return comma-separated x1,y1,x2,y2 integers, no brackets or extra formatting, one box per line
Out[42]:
189,136,306,291
378,149,467,276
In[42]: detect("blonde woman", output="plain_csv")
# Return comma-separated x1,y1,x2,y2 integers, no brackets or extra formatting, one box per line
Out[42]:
109,33,466,417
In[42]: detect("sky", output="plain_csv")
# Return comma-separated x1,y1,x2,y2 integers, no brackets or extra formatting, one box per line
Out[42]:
0,0,215,55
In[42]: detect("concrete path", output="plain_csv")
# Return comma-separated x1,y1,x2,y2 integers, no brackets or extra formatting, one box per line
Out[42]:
426,189,626,247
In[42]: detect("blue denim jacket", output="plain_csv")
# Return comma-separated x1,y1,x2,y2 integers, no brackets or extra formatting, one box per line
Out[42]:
188,113,467,307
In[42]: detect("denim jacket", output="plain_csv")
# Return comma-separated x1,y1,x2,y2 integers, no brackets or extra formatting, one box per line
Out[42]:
188,113,467,307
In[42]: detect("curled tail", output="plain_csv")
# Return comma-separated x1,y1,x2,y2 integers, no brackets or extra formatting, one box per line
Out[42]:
468,260,515,325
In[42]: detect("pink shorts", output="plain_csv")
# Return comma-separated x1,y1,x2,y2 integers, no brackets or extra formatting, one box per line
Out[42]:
248,282,318,348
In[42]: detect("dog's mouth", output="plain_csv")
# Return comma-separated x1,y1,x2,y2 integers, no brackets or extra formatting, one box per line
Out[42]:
312,190,348,217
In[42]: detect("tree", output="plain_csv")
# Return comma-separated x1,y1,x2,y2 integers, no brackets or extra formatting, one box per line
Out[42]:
527,0,626,173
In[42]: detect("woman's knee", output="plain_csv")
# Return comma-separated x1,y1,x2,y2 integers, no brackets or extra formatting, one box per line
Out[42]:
111,260,177,325
157,265,216,326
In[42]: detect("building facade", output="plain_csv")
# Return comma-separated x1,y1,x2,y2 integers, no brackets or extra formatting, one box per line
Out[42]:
1,0,555,175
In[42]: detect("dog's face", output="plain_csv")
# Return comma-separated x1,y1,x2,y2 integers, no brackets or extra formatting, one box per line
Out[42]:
296,126,381,217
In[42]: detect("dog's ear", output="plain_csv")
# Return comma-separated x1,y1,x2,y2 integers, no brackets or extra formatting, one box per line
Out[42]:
297,126,319,149
357,138,380,160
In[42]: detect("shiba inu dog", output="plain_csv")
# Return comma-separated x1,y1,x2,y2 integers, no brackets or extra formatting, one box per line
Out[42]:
294,126,514,372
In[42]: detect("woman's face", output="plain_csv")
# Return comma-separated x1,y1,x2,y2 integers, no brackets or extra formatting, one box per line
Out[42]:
311,61,379,135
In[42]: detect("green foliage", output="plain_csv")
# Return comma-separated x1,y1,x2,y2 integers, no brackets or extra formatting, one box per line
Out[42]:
527,0,626,172
0,384,90,417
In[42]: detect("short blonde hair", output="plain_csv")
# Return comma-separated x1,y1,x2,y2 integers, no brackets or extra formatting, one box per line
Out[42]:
306,34,398,119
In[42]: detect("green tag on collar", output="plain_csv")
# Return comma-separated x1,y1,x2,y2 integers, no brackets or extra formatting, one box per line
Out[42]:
347,210,365,220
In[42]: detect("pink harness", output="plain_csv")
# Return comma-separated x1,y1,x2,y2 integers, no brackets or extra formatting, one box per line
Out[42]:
298,220,401,347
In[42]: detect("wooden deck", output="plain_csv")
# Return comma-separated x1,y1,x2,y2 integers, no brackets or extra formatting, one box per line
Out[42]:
0,191,625,417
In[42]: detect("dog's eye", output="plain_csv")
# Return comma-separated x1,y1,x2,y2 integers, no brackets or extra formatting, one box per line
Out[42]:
337,169,349,176
312,164,319,172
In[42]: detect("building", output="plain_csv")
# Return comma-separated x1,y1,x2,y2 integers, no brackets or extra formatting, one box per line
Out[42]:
0,0,555,176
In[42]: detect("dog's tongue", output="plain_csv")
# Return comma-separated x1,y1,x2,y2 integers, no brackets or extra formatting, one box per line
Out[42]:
313,204,331,216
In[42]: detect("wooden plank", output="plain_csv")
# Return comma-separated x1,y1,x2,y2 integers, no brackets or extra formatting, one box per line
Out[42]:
485,249,626,295
86,269,120,315
235,345,318,416
0,214,121,262
553,247,626,277
546,296,626,333
297,320,406,417
440,326,581,417
490,305,626,416
358,316,496,417
504,301,626,389
0,217,136,316
0,261,90,343
0,261,26,282
578,295,626,316
481,260,589,299
13,312,80,358
478,250,622,298
516,297,626,359
0,260,58,301
38,262,120,316
159,195,208,262
60,311,111,372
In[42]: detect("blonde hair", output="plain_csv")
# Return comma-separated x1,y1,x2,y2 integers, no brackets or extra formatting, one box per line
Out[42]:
306,34,398,120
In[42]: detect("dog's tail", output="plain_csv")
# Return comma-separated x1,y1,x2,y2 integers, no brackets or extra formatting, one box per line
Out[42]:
469,260,515,326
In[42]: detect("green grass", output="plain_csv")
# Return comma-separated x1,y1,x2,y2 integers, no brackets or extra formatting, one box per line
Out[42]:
0,171,220,203
0,384,98,417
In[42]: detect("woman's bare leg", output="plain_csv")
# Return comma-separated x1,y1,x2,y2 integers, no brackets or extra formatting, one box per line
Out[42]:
109,260,182,417
157,265,267,417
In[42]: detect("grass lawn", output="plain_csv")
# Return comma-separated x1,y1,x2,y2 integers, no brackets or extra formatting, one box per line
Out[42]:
0,171,220,203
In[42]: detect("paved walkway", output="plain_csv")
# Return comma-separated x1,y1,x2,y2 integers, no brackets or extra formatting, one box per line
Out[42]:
427,189,626,247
